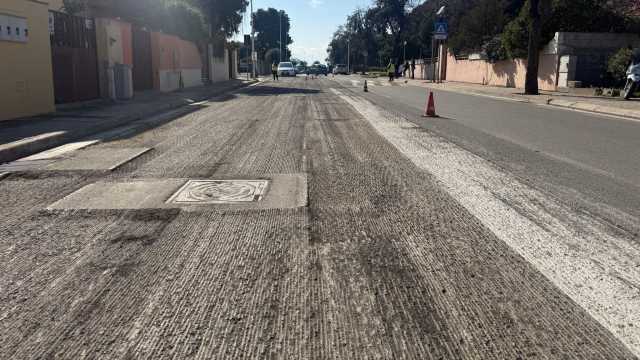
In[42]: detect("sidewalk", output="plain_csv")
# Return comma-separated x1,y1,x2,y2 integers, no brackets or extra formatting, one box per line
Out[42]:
0,79,255,164
402,79,640,120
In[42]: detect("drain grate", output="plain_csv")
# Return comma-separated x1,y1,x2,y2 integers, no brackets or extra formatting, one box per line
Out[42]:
167,180,269,204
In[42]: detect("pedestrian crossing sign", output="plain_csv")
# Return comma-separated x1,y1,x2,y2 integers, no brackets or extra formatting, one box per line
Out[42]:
434,21,448,35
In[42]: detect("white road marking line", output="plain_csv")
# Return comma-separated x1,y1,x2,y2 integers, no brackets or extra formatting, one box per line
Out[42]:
331,87,640,356
18,140,99,161
426,87,529,103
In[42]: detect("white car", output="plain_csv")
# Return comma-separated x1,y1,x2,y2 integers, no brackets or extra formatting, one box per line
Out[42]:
333,64,348,75
278,62,296,77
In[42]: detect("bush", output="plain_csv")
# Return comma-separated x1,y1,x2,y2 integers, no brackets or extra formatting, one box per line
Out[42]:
483,36,507,62
607,48,633,84
501,13,529,59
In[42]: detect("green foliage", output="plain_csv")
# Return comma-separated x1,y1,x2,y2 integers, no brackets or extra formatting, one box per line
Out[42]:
608,47,633,81
161,1,208,41
483,35,508,62
448,0,508,55
196,0,248,38
252,8,292,62
500,9,530,59
290,58,301,66
502,0,633,60
62,0,85,15
106,0,245,40
107,0,208,42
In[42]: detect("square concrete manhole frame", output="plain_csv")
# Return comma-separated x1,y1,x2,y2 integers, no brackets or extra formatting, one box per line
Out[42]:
166,179,270,205
47,175,305,210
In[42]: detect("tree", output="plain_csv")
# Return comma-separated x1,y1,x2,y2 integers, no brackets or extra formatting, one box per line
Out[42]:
62,0,85,15
253,8,293,63
374,0,410,61
449,0,507,55
197,0,248,38
103,0,208,42
608,47,634,84
524,0,541,94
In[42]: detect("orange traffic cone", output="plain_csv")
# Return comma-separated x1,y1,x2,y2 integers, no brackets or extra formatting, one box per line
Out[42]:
422,91,438,117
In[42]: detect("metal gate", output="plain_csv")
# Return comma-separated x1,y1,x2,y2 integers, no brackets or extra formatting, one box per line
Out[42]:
132,26,153,91
49,11,99,104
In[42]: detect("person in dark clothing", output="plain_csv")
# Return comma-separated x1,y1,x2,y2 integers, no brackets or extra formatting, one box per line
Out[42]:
403,61,410,77
272,63,279,81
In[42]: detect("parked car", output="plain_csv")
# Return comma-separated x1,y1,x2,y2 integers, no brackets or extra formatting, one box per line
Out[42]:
278,62,296,77
310,64,328,76
295,65,307,74
333,64,349,75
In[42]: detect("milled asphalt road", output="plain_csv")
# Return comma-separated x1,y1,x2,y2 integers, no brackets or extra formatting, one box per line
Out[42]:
333,76,640,226
0,77,638,359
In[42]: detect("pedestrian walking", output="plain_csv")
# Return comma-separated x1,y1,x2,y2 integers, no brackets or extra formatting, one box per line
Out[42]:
272,62,279,81
386,61,396,82
411,59,416,79
403,61,410,78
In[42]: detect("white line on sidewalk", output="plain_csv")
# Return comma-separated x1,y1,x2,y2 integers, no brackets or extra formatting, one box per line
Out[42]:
332,87,640,356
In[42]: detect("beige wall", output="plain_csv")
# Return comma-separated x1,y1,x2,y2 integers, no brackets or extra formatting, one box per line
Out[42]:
446,53,558,91
0,0,55,121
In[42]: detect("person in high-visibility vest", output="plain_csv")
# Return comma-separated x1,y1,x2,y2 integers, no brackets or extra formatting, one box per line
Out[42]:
386,61,396,82
272,63,279,81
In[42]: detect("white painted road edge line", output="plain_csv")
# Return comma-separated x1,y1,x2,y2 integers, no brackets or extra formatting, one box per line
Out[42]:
422,87,529,103
331,87,640,356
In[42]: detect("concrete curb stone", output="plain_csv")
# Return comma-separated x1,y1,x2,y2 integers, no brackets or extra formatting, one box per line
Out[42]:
548,99,640,120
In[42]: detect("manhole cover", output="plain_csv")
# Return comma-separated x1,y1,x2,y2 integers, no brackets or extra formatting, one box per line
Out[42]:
167,180,269,204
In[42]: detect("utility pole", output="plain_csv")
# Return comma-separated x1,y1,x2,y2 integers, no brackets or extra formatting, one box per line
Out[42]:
347,38,350,74
403,40,407,63
279,10,282,62
251,0,256,78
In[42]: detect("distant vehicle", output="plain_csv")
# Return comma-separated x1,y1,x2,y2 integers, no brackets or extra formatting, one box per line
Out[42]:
311,64,328,76
295,64,306,74
333,64,348,75
278,62,296,77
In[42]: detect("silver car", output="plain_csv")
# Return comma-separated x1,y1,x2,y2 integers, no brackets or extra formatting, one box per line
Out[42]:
278,62,296,77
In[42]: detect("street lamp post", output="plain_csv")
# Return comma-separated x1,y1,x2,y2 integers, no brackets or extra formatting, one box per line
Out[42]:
347,39,350,74
403,40,407,63
251,0,256,78
279,10,282,62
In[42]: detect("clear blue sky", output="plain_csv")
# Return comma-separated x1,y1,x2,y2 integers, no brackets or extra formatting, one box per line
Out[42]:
235,0,374,63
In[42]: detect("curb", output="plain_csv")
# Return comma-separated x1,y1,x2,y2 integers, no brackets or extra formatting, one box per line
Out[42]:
0,80,254,165
547,99,640,121
410,81,640,121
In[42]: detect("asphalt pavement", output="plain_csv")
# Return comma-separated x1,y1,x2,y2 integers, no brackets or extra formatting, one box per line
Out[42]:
1,76,638,359
333,76,640,224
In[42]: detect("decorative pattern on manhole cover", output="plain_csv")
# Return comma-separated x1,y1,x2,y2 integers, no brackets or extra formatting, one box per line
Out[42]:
167,180,269,204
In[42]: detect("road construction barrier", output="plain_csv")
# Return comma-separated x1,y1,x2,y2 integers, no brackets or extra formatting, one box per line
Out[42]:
422,91,438,118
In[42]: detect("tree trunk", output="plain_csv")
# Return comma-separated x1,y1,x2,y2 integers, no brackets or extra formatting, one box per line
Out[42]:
525,0,541,95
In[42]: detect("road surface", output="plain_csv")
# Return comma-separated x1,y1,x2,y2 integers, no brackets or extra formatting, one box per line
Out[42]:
0,76,638,359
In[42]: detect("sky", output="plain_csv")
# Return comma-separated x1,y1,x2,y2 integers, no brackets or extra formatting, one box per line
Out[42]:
235,0,374,63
